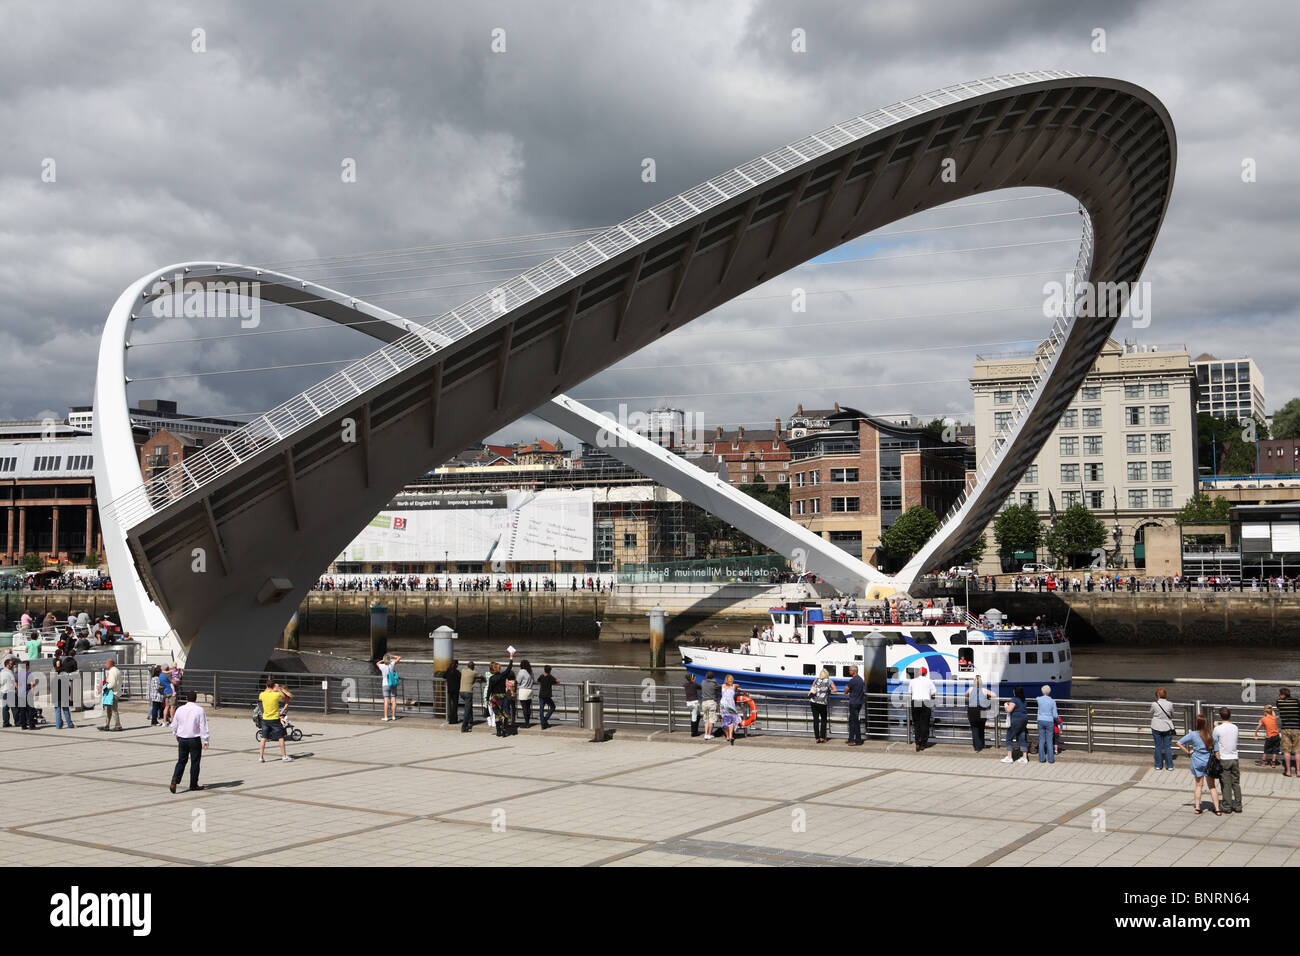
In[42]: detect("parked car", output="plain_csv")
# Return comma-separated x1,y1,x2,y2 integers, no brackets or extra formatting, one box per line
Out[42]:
947,566,975,577
1021,563,1056,573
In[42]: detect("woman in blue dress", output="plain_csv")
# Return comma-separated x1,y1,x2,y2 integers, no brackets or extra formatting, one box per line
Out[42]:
1177,716,1222,815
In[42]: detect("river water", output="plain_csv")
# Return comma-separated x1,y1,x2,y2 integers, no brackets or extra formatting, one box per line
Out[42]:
297,633,1300,704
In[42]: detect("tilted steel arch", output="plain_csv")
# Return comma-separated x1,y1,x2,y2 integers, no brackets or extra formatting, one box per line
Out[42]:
96,71,1175,669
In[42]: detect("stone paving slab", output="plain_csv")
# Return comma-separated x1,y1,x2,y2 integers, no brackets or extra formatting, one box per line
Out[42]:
18,794,400,865
245,818,635,867
438,782,776,841
2,707,1296,867
808,770,1115,824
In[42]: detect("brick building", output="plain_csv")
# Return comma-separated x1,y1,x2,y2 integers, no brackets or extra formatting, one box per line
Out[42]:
785,407,969,567
708,420,789,486
1260,438,1300,475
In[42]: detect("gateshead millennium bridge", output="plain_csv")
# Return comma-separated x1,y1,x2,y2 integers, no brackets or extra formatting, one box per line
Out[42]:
92,71,1175,668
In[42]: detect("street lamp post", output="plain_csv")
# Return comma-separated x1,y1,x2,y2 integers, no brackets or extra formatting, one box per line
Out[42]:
1112,521,1122,569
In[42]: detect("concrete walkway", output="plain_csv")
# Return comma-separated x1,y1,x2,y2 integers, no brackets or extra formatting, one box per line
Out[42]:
2,706,1298,867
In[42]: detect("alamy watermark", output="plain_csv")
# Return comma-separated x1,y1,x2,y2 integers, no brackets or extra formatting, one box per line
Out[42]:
1042,272,1151,328
594,404,707,449
148,273,261,328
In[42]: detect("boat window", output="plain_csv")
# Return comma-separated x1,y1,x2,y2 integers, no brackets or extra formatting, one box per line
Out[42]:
957,647,975,672
1042,652,1054,663
886,667,898,680
824,666,838,677
908,632,936,645
1025,652,1038,664
1008,653,1021,664
822,630,848,643
878,631,907,645
853,655,862,662
905,667,920,679
802,664,817,676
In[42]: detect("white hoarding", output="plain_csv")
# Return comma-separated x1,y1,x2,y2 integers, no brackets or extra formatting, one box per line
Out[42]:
339,489,594,563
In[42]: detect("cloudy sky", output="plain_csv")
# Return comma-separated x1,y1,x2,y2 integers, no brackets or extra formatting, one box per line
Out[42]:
3,0,1296,448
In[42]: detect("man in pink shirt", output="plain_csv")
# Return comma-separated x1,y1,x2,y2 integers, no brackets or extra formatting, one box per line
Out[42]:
169,691,210,793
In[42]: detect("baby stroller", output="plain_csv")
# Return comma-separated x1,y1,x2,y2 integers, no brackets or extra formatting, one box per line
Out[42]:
252,701,303,742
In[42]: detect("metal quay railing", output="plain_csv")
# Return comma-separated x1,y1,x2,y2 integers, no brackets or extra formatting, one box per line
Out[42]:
89,666,1278,760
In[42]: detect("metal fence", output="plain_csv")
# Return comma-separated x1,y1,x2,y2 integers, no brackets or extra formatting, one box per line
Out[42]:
77,668,1278,760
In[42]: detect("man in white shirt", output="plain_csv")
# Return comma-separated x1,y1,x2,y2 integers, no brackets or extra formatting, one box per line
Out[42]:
910,666,938,752
1213,707,1242,814
0,659,15,728
169,692,210,793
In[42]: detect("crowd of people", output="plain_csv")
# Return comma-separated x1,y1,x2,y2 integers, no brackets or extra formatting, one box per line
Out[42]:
310,574,614,593
448,654,560,736
2,571,112,591
936,572,1300,593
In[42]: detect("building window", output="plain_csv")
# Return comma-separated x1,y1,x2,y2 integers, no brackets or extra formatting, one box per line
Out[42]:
1060,409,1078,429
1127,462,1148,481
1062,491,1081,507
1125,406,1145,426
994,411,1013,433
623,533,637,549
1126,435,1147,455
830,468,859,482
0,457,14,473
795,500,806,515
810,498,820,514
994,390,1013,405
879,465,901,481
1149,405,1170,425
1079,408,1100,429
1059,436,1078,456
1128,489,1148,509
1085,490,1104,509
1124,384,1145,399
794,473,804,487
1149,383,1169,398
1152,460,1172,481
1151,433,1172,453
1081,385,1102,400
1061,463,1080,483
1020,492,1039,509
1153,488,1174,508
832,497,860,512
1084,462,1103,482
1083,435,1104,455
1021,464,1038,484
809,471,820,485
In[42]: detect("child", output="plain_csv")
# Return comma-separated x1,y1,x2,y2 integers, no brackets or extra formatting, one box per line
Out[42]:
1255,705,1281,767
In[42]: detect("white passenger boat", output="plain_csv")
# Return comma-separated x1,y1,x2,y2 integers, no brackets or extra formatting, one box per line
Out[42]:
680,599,1071,699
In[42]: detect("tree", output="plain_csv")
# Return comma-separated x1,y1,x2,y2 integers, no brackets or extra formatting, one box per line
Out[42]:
83,549,102,570
1175,493,1232,524
1197,412,1269,475
1272,398,1300,440
878,505,940,566
993,504,1043,563
1043,504,1108,568
21,552,43,573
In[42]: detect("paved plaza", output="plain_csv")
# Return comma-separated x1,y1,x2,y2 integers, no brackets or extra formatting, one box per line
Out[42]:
3,705,1299,867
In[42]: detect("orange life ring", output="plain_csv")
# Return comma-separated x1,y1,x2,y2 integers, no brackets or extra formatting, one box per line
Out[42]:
737,694,757,727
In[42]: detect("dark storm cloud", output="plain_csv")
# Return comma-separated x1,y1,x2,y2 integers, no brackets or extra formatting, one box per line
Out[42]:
0,0,1296,445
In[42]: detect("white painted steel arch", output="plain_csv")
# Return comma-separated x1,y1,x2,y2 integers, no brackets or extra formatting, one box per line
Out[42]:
93,72,1176,668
